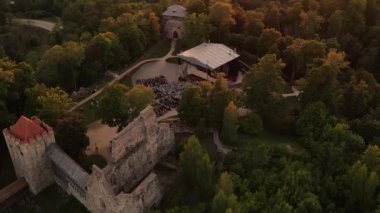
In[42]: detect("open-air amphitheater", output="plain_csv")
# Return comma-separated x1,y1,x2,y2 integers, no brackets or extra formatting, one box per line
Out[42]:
1,106,175,213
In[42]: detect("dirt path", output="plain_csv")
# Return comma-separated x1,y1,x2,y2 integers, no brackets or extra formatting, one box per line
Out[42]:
85,121,117,162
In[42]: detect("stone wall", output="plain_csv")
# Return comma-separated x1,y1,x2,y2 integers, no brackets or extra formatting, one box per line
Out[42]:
2,106,175,213
108,106,174,193
111,106,158,163
85,166,162,213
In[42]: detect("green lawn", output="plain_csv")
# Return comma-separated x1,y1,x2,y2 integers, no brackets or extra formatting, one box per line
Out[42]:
142,39,172,59
76,99,101,126
0,151,16,189
237,131,303,154
119,75,133,87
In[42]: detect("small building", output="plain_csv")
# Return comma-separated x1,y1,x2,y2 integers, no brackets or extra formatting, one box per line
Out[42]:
177,42,247,82
162,4,187,39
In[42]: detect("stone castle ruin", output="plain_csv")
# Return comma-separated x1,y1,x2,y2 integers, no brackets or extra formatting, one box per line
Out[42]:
2,106,175,213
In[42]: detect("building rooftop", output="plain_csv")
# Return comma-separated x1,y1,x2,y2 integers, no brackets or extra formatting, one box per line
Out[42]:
162,4,187,18
9,116,48,142
177,43,240,70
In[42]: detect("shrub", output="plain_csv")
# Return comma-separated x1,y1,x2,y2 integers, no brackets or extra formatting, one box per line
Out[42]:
239,113,263,135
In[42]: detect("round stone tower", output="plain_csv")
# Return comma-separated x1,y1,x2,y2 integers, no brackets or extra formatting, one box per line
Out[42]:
2,116,55,194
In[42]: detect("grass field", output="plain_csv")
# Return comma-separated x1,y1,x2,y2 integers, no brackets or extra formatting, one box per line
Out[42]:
119,75,133,87
237,130,303,154
76,98,101,126
142,39,172,59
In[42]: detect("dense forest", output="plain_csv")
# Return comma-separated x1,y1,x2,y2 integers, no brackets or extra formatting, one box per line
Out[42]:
1,0,380,212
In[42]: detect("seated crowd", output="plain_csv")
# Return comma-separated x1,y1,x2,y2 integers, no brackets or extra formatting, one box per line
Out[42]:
136,75,189,117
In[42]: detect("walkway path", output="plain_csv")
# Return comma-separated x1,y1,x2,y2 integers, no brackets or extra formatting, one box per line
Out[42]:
70,40,177,112
85,120,117,162
0,178,29,209
212,129,232,155
13,18,62,32
282,86,302,98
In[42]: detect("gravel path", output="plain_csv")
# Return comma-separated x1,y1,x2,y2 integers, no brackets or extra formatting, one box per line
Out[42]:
13,18,61,31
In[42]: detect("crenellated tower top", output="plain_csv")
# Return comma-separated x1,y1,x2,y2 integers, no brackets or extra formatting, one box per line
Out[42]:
3,115,53,145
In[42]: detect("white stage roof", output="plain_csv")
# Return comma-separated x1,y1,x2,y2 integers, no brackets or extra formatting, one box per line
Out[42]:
177,43,240,70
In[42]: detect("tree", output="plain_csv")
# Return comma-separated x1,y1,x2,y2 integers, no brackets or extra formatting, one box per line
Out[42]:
346,161,379,212
242,54,285,113
344,0,367,36
100,13,147,60
322,49,349,73
297,40,326,77
179,135,214,197
341,76,374,119
98,83,129,129
222,101,239,145
265,3,281,30
207,74,235,129
147,12,160,43
209,1,235,41
61,42,85,89
317,124,365,175
257,28,282,56
281,162,315,206
365,0,378,26
299,10,324,39
295,192,322,213
98,84,154,130
7,61,36,114
239,112,263,135
300,64,339,110
87,32,122,71
212,172,240,213
24,84,48,116
284,38,305,81
36,87,75,126
0,0,6,25
122,84,155,119
327,10,344,37
183,13,213,47
37,41,85,92
55,113,89,160
296,101,329,140
178,85,207,126
362,145,380,173
244,10,265,36
186,0,207,15
0,58,16,98
0,58,36,116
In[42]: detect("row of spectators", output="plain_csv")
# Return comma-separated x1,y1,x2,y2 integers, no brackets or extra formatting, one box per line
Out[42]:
136,75,189,116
